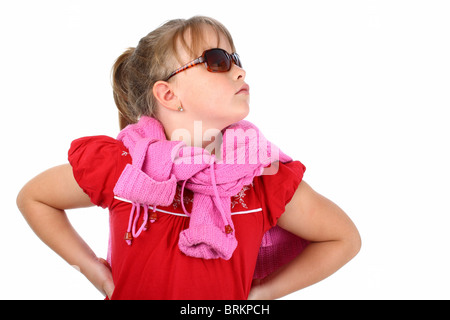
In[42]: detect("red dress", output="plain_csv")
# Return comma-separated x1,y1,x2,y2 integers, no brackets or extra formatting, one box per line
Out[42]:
69,135,305,300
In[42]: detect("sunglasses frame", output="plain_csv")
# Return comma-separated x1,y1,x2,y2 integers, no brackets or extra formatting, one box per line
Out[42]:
165,48,241,81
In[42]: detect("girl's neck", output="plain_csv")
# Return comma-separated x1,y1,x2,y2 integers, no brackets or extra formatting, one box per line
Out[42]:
162,119,223,152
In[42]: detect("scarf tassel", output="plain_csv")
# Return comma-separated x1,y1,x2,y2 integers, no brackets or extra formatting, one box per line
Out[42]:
124,203,158,245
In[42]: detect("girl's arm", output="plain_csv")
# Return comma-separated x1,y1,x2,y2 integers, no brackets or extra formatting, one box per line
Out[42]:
16,164,114,298
249,180,361,300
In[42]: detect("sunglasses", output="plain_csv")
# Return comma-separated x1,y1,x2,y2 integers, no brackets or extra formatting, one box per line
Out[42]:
165,48,242,81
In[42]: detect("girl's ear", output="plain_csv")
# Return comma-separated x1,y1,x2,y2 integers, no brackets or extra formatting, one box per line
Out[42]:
152,80,179,111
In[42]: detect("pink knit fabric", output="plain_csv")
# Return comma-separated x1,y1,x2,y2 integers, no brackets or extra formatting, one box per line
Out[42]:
113,116,298,261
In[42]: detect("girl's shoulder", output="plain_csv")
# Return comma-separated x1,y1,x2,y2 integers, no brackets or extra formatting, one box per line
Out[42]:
69,135,130,157
68,135,132,208
253,160,306,228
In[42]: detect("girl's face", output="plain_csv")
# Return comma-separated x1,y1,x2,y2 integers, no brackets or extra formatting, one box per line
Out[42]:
170,27,250,132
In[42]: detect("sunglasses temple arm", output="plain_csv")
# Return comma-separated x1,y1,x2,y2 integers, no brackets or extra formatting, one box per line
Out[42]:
165,57,205,81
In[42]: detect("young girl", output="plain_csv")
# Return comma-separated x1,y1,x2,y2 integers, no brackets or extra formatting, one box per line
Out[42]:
16,16,360,300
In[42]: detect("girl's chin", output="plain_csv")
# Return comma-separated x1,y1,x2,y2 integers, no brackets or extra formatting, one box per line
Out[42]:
231,102,250,121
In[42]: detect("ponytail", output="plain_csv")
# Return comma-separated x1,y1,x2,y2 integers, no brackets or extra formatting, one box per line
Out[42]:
111,48,135,130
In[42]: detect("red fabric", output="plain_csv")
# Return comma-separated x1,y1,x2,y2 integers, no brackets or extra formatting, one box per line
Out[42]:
68,136,305,300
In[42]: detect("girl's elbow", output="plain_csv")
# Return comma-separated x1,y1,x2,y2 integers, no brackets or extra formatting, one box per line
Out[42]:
16,184,32,216
16,185,27,211
346,226,362,260
16,182,38,217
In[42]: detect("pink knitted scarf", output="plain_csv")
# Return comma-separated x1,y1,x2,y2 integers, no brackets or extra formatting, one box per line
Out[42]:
113,116,292,260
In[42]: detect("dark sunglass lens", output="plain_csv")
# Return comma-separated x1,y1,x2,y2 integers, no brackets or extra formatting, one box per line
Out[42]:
205,49,231,72
232,53,242,68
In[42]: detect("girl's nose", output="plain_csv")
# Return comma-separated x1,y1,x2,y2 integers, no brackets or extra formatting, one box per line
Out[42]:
232,63,246,81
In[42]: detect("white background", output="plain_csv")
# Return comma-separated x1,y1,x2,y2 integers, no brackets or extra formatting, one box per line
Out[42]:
1,0,449,299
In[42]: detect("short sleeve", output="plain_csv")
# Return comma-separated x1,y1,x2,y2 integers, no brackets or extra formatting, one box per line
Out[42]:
68,136,131,209
254,161,306,231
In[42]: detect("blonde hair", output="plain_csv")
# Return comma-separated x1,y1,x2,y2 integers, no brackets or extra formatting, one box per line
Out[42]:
111,16,236,130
